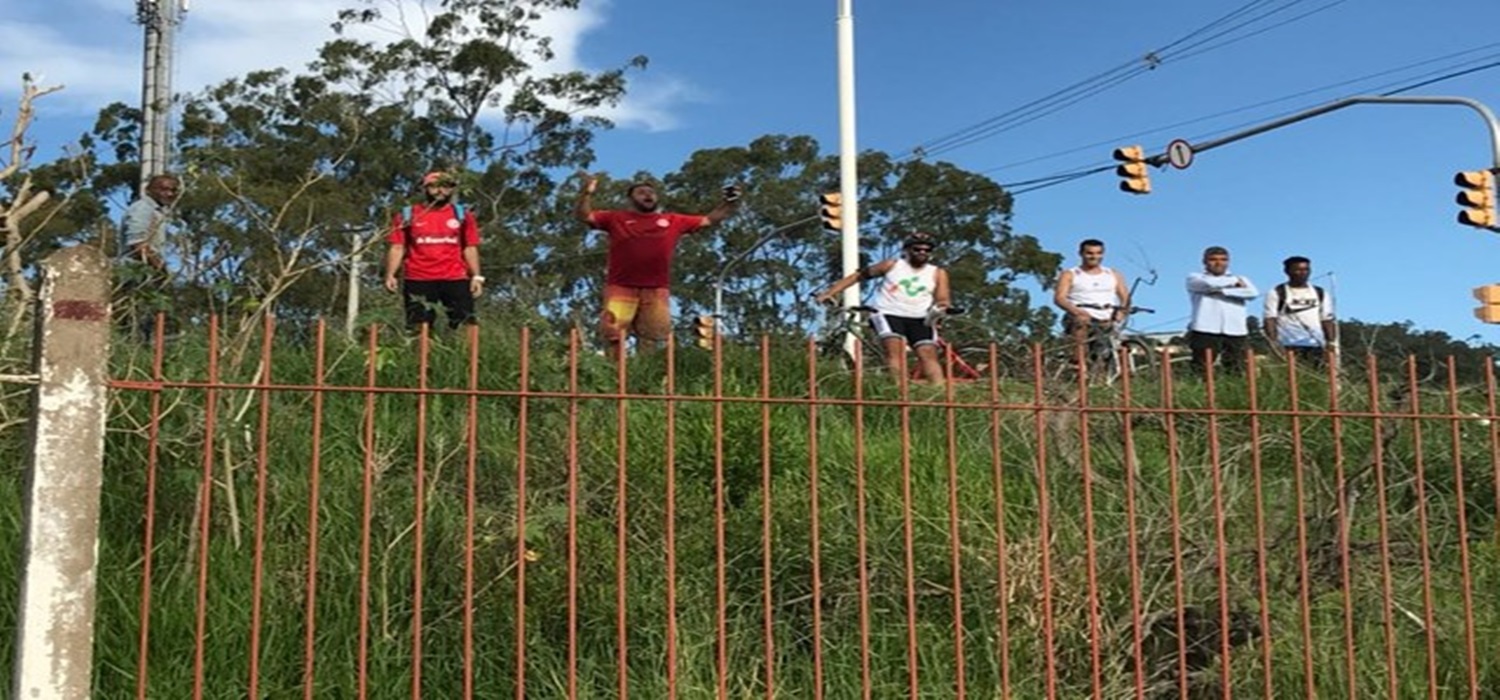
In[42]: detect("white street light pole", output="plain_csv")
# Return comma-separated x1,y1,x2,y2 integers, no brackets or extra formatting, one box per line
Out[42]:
836,0,861,343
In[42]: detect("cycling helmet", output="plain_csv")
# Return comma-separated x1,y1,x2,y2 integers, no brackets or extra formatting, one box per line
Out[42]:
903,231,936,250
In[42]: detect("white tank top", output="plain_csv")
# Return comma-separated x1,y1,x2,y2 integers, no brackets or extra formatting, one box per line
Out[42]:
1066,265,1118,320
872,258,939,318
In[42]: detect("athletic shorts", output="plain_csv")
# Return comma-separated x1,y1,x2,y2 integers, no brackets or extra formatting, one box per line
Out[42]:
869,312,937,348
601,284,671,342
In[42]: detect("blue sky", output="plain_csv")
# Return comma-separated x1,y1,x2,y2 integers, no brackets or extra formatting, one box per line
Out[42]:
7,0,1500,343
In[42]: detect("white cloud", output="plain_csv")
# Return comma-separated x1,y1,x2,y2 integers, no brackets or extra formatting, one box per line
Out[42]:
0,0,690,131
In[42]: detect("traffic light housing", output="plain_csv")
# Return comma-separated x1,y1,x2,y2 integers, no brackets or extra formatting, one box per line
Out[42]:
1113,146,1151,195
1475,285,1500,323
694,314,718,349
818,192,842,233
1455,170,1497,229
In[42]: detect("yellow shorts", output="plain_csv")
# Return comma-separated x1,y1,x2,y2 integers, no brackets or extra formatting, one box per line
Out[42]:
601,284,672,342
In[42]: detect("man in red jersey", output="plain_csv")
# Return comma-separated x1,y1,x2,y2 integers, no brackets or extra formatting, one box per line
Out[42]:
383,171,484,330
575,175,740,356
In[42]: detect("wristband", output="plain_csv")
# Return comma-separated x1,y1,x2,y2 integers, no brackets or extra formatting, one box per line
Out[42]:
471,275,486,283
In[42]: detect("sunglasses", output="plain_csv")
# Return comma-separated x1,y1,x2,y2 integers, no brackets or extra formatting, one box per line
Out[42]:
908,246,933,253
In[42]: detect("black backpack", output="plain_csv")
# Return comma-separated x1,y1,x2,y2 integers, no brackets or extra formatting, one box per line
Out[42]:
1274,283,1324,316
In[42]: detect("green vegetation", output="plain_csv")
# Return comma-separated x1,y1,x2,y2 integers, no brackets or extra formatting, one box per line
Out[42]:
2,322,1495,698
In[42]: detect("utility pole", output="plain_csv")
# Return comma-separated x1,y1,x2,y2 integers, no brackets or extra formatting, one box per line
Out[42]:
136,0,187,191
835,0,861,352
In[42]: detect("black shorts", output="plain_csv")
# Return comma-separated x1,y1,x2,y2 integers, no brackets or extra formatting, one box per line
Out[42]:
869,312,937,348
403,279,476,329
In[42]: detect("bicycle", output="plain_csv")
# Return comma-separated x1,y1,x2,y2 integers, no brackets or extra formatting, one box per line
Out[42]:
1061,304,1159,385
819,303,981,383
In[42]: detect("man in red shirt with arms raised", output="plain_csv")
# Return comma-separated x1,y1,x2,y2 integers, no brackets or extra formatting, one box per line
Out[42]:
576,176,740,357
383,171,484,330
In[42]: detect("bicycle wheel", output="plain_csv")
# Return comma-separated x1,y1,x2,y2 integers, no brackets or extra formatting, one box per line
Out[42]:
1120,338,1158,382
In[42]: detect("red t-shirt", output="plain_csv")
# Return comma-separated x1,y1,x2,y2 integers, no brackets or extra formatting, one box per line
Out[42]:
589,210,708,287
387,203,480,281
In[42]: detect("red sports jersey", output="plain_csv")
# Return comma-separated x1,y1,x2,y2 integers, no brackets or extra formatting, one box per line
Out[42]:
589,210,707,287
387,203,479,281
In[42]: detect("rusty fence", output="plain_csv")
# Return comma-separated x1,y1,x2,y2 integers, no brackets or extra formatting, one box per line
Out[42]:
8,306,1500,698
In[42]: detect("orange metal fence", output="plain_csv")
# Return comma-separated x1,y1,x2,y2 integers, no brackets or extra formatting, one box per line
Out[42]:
87,316,1498,698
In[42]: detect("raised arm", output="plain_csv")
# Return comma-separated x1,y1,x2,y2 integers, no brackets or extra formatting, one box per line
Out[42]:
814,259,895,305
574,174,598,226
702,185,743,226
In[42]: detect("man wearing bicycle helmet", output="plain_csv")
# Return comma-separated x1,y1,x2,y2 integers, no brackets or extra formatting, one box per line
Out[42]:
814,231,952,383
576,174,742,359
1055,238,1131,353
382,171,484,331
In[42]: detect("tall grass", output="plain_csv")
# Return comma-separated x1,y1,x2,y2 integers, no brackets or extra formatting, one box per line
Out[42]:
1,322,1496,698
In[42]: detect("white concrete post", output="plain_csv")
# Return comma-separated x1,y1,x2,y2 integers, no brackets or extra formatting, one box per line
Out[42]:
12,245,111,699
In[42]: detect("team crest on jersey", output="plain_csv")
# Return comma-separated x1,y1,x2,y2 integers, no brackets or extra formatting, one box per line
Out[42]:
656,218,670,228
447,218,461,229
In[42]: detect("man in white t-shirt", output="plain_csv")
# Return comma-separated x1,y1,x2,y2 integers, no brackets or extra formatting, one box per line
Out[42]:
1054,238,1131,354
1263,255,1336,366
814,232,952,383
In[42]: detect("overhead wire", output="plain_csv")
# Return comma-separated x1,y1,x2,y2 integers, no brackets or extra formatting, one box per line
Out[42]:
907,0,1341,160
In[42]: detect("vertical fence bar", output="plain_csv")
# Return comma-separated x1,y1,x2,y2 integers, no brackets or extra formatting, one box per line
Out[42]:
410,325,431,700
247,313,275,699
806,340,825,700
462,324,481,699
1443,359,1481,699
759,337,775,699
1328,355,1357,700
1030,344,1058,700
514,327,532,700
987,346,1012,699
1285,355,1318,699
665,337,679,699
1074,350,1102,700
713,335,729,700
301,321,328,699
615,335,630,700
1244,356,1275,700
943,360,967,700
566,330,581,700
1118,355,1147,700
1404,358,1440,700
1489,362,1500,573
853,344,873,700
357,325,378,700
899,349,920,699
1203,359,1233,700
12,246,111,700
1159,351,1190,700
1364,356,1399,699
190,315,220,700
135,316,167,700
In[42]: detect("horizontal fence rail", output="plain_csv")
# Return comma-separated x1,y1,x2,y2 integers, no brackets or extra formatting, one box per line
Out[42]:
8,316,1498,699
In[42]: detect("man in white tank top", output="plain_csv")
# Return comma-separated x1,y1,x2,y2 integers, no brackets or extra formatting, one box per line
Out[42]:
814,232,952,383
1054,238,1131,350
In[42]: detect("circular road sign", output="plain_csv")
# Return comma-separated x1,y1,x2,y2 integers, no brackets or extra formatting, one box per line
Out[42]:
1167,139,1194,170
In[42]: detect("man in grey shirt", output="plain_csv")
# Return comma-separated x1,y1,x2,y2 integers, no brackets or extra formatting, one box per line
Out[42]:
120,174,179,270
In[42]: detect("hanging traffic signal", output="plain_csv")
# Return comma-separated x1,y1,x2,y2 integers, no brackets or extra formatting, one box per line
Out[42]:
694,314,718,349
1455,170,1497,229
1113,146,1151,195
819,192,843,233
1475,285,1500,323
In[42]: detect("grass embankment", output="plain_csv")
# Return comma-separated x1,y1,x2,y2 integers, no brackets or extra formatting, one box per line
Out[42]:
1,324,1496,698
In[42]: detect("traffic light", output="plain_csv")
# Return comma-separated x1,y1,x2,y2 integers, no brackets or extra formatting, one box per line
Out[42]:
1455,169,1497,229
1475,285,1500,323
1113,145,1151,195
694,314,718,349
818,192,842,233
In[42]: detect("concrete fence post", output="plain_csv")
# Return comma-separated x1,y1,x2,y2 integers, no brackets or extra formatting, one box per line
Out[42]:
12,245,111,699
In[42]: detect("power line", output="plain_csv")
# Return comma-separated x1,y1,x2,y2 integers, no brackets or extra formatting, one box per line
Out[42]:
979,41,1500,175
907,0,1343,160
